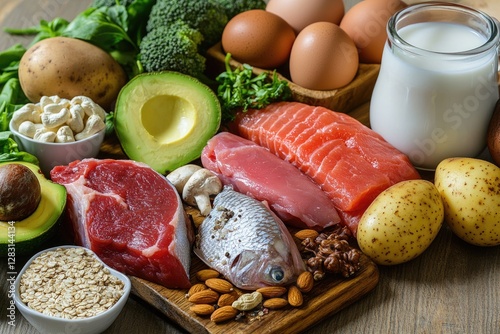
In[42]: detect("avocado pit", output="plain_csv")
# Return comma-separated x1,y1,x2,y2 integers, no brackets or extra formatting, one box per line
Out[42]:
141,94,195,144
0,164,41,221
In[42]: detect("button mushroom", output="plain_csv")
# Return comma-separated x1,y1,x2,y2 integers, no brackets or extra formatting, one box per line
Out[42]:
166,164,203,194
182,169,222,216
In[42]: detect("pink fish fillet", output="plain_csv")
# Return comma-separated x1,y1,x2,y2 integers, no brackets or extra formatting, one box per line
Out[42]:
201,132,341,231
50,158,192,289
231,102,421,235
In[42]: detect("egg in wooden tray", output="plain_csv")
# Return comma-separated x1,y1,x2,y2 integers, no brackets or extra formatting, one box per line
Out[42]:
206,0,407,114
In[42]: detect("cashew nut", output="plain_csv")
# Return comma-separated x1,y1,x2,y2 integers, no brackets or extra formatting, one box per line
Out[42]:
33,128,56,142
55,126,75,143
74,114,105,141
72,96,106,120
67,104,85,133
41,105,70,129
12,95,107,143
232,292,263,311
18,121,44,138
40,95,70,108
11,103,42,129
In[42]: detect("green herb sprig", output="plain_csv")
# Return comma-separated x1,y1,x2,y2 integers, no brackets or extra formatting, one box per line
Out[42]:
216,53,292,122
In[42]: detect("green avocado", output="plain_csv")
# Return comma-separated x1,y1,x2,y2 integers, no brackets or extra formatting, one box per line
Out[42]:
0,162,67,257
114,71,221,174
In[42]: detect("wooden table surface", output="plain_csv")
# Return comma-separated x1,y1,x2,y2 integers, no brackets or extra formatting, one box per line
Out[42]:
1,1,499,333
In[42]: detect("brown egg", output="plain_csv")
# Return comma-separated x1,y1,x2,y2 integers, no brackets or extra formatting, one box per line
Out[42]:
340,0,407,63
289,22,359,91
266,0,345,34
221,9,296,69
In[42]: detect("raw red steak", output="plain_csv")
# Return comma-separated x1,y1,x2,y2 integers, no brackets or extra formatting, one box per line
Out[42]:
51,158,192,289
232,102,421,235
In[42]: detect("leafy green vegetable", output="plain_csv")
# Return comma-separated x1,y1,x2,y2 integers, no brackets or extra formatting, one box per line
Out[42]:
0,78,28,131
216,53,292,122
63,7,135,50
0,45,29,131
0,44,26,70
4,18,70,45
0,131,38,164
105,111,115,136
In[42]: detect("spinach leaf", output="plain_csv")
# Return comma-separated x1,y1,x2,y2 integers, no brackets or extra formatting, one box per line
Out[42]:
0,131,38,164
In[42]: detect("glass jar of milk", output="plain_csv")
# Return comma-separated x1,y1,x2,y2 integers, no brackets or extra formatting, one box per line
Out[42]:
370,2,500,170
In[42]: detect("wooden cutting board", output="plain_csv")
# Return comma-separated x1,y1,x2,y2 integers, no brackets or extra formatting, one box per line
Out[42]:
103,135,380,333
99,131,380,330
99,137,379,334
129,252,378,334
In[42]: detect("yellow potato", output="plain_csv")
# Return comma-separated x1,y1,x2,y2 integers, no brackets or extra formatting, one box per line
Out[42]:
18,36,127,110
434,157,500,246
357,180,444,265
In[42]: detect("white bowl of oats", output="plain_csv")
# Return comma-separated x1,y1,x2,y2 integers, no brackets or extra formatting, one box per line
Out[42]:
14,245,131,334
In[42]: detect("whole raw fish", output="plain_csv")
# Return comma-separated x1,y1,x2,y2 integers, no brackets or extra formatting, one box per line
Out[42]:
193,187,305,290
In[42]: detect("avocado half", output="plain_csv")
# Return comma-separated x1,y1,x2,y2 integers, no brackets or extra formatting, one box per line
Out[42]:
0,161,67,256
114,71,222,174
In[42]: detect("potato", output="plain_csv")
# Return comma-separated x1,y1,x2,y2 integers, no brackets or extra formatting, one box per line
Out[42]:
434,157,500,246
18,36,127,110
357,180,444,265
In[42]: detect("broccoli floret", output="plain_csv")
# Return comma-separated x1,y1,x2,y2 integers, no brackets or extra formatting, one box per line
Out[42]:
213,0,267,20
139,21,206,79
91,0,137,7
146,0,227,49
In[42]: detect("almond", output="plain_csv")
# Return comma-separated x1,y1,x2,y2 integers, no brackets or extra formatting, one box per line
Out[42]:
210,305,238,323
187,283,207,297
195,269,220,281
205,278,234,294
256,286,287,298
296,271,314,293
188,289,219,304
294,229,319,240
218,292,239,307
189,304,215,316
263,298,289,310
288,285,303,307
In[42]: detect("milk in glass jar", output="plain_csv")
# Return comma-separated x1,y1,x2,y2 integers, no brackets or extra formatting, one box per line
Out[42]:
370,2,500,170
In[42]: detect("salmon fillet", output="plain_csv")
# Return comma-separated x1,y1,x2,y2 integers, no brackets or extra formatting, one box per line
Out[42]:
232,102,420,235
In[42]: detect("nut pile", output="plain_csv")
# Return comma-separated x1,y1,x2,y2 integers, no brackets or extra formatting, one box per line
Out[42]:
296,227,362,280
19,247,125,319
186,268,315,324
11,95,106,143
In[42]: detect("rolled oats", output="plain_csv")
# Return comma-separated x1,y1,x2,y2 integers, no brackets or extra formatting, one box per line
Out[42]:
19,247,125,319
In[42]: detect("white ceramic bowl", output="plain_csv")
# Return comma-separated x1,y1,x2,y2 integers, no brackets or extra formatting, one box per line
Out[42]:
14,245,131,334
9,119,105,176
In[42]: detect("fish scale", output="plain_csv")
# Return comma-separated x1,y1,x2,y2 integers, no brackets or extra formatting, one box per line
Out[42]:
194,187,304,290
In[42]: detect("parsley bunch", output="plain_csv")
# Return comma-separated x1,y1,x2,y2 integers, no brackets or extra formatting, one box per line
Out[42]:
216,53,292,122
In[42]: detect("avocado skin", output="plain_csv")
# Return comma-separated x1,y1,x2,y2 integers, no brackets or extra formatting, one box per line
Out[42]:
0,162,67,257
114,71,221,174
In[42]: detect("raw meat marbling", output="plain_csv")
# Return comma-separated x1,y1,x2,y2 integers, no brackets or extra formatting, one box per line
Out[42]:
51,158,192,289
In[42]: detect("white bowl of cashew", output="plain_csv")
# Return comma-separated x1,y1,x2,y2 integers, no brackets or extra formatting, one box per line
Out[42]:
9,95,106,176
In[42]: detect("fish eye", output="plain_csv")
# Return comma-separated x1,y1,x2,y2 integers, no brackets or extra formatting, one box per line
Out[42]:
269,266,285,283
